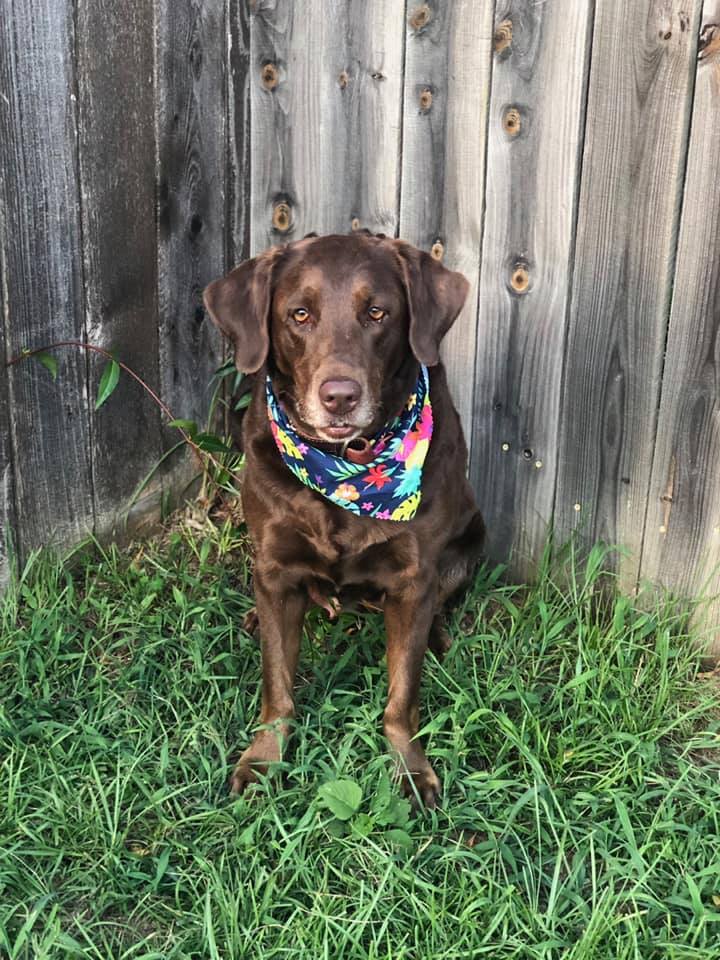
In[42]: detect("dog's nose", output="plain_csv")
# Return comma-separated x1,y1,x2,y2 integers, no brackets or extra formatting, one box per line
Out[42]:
319,378,361,415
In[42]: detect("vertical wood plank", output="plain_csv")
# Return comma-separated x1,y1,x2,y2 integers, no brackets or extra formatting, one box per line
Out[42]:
0,0,94,554
399,0,494,448
229,0,252,267
0,342,17,587
554,0,702,589
156,0,226,439
640,1,720,654
249,0,405,254
76,0,163,534
467,1,593,572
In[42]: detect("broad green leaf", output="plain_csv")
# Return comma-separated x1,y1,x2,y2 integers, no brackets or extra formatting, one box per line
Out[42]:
35,351,58,380
374,795,411,828
234,394,252,410
317,779,362,821
350,813,375,837
195,432,233,454
95,358,120,409
386,828,413,848
168,419,198,437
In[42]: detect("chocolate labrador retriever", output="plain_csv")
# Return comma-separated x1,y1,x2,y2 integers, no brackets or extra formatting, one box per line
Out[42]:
204,232,484,806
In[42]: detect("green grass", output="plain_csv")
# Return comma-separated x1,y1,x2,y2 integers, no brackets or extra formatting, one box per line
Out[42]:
1,523,719,959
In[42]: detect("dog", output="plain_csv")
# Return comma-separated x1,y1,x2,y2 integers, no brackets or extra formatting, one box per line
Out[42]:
204,232,484,807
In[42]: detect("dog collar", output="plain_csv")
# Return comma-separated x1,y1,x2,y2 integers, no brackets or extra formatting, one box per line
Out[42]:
265,366,432,521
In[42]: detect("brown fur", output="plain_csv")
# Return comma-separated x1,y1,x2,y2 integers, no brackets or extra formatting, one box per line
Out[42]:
204,233,484,806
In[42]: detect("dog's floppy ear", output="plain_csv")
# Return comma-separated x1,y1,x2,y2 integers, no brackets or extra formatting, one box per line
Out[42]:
203,247,281,373
391,240,470,366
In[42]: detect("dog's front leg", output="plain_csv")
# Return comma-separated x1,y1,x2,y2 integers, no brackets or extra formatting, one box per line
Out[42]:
383,580,441,808
229,571,307,793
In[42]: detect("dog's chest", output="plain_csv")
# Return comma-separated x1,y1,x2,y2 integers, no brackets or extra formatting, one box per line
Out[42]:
279,505,419,593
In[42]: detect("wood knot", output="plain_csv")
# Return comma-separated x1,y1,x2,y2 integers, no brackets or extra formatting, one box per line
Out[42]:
409,4,431,32
338,70,349,90
503,106,522,137
699,22,720,60
272,201,292,233
261,62,279,91
419,87,433,112
430,239,444,261
509,262,529,294
494,19,513,54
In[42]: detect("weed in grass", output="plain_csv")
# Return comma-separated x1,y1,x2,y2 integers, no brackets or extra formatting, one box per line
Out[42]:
1,531,719,958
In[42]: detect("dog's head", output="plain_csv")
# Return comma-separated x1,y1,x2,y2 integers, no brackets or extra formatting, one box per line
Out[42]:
203,233,468,443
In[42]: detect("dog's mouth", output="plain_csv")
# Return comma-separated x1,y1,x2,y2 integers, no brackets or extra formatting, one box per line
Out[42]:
279,391,375,446
318,424,361,442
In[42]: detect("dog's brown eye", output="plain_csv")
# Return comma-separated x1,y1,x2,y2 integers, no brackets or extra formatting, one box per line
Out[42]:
368,306,385,322
292,308,310,324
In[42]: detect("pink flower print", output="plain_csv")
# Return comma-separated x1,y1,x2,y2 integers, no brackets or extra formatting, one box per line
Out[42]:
417,403,433,441
395,431,419,463
297,442,309,455
361,501,375,512
375,509,392,520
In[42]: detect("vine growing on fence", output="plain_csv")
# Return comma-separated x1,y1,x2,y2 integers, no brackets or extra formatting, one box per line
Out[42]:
5,341,246,517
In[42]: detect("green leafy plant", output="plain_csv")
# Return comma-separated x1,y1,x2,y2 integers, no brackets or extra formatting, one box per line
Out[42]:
317,772,413,845
5,340,246,513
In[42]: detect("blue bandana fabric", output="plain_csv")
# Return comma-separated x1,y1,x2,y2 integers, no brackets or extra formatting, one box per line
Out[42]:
266,367,432,521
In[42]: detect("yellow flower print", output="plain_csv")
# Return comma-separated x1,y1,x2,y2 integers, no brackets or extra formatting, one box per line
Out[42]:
390,491,421,521
332,482,360,502
275,426,304,460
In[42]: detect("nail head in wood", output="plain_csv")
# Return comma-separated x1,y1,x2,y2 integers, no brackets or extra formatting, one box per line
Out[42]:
351,217,360,231
272,201,292,233
419,87,433,112
501,442,510,452
503,106,522,137
430,239,444,261
261,62,279,91
574,502,581,512
494,19,513,54
409,4,431,32
338,70,349,90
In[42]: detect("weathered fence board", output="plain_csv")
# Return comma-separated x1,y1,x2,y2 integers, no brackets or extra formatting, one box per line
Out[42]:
399,0,494,447
229,0,252,267
0,375,16,588
640,2,720,650
553,0,702,592
155,0,226,440
469,0,593,573
249,0,405,251
76,0,162,533
0,0,94,554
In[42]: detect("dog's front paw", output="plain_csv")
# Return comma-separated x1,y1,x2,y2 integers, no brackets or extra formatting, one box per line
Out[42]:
228,727,286,794
390,745,441,809
399,762,441,809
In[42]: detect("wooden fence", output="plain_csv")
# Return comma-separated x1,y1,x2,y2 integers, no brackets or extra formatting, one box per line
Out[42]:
1,1,719,648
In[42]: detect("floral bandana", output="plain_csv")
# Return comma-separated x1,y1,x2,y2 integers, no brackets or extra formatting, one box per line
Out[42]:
266,366,432,521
